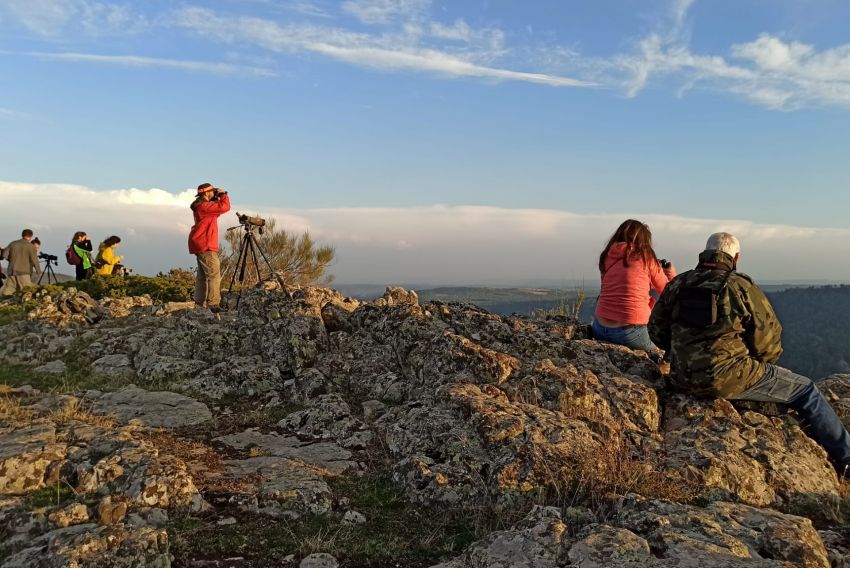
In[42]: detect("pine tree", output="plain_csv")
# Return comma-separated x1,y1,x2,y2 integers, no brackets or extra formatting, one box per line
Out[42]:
220,217,335,288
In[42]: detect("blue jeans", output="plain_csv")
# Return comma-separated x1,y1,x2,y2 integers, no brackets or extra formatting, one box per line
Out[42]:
592,319,658,351
730,364,850,467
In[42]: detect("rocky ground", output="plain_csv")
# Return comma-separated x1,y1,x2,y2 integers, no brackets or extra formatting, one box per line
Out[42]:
1,286,850,567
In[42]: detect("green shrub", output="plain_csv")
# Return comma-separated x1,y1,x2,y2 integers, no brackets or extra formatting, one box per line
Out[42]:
50,269,195,302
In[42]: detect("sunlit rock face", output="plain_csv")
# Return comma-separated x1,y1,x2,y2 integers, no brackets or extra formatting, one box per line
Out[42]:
2,285,849,566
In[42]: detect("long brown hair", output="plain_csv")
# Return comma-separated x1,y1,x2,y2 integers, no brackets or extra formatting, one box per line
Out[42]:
598,219,659,273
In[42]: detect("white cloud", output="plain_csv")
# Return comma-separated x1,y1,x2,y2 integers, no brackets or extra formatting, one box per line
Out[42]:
597,2,850,110
25,52,277,77
3,180,849,284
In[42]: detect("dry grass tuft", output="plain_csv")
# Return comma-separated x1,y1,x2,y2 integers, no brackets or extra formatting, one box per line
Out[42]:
528,428,699,514
48,398,116,428
570,434,698,507
140,430,227,488
0,396,35,421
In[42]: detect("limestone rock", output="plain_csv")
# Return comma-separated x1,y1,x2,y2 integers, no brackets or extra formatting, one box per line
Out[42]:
90,385,212,428
300,553,339,568
342,510,366,524
1,524,170,568
33,360,66,375
27,288,103,326
101,295,154,318
279,393,367,442
135,354,207,384
90,353,135,380
0,422,65,494
378,286,419,306
225,457,334,518
662,394,841,507
614,496,830,567
214,430,357,475
432,506,569,568
361,400,386,423
97,496,128,525
184,356,282,399
48,502,90,528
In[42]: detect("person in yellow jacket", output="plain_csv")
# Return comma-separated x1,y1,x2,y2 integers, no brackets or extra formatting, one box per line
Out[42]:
95,235,124,276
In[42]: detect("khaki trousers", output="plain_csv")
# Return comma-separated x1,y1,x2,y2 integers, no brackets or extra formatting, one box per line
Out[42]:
0,274,33,296
194,251,221,307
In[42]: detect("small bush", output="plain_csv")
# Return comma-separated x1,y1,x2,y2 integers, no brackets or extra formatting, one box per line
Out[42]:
62,269,195,302
4,269,197,304
0,305,28,326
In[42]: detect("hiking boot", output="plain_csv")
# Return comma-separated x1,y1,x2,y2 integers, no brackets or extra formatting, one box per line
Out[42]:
208,305,224,314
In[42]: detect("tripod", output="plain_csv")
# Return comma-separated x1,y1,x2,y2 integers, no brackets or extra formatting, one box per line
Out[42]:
38,258,59,285
226,222,285,307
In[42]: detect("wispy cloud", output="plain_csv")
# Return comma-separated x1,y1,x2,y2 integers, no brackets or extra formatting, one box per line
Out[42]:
600,1,850,109
3,180,849,283
0,107,31,120
24,52,277,77
341,0,429,25
173,6,594,88
0,0,145,36
6,0,850,109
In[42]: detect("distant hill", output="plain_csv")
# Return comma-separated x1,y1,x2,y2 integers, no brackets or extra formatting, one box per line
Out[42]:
418,287,595,320
769,285,850,379
409,284,850,380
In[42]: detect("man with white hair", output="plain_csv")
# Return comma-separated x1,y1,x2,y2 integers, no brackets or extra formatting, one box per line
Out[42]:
649,232,850,472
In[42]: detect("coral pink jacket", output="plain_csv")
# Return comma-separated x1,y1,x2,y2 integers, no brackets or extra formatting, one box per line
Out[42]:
595,242,675,325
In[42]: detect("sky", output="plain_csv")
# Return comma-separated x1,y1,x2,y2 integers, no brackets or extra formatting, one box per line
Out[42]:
2,0,850,285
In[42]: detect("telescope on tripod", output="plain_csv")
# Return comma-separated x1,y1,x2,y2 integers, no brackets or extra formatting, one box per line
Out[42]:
37,252,60,285
226,212,286,307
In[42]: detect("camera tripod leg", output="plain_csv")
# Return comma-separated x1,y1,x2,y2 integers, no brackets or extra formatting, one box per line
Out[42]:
227,225,288,308
247,234,263,284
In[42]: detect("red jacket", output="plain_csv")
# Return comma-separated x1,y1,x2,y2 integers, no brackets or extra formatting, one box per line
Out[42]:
188,194,231,254
595,242,675,325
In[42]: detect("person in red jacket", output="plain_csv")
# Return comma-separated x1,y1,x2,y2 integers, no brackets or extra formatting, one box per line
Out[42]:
188,182,231,310
593,219,676,352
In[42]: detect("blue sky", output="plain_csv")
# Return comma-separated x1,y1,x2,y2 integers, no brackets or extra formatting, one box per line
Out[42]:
2,1,850,283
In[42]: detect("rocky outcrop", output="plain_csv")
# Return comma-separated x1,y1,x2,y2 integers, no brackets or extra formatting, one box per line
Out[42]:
434,497,831,568
0,387,203,566
4,285,850,566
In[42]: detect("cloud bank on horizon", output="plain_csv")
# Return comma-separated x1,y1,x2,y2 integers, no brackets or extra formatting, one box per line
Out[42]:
2,0,850,110
3,180,848,285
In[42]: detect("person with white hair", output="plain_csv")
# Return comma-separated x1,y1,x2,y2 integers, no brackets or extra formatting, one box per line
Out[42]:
650,232,850,472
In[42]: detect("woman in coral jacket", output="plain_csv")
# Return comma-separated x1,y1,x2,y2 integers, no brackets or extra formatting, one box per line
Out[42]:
592,219,676,351
95,235,124,276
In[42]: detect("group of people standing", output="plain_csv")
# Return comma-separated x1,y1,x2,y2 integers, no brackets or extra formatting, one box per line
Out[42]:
0,229,128,296
68,232,126,281
593,219,850,474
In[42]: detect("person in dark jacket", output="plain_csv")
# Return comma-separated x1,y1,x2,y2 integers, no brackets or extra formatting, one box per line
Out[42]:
71,231,94,281
188,183,231,310
649,232,850,471
1,229,40,296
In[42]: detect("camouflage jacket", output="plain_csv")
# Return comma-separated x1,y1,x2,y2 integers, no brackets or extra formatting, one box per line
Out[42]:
648,250,782,397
